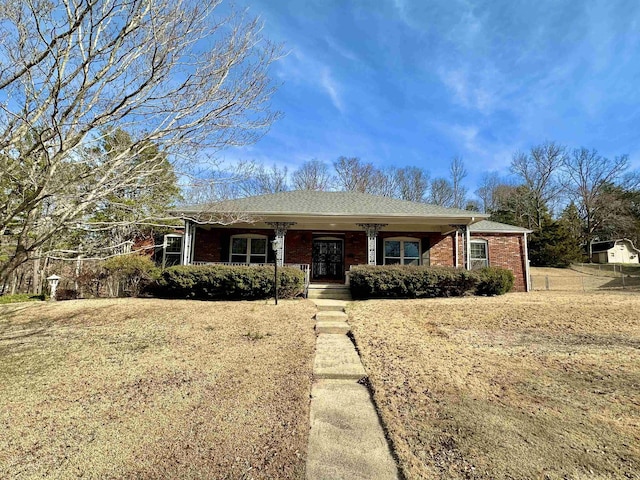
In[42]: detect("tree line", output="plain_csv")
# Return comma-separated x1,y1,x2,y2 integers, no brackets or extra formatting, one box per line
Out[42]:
226,142,639,266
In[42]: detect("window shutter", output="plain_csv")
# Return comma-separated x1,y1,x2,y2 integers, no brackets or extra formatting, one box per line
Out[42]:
376,237,384,265
220,233,230,262
421,237,431,266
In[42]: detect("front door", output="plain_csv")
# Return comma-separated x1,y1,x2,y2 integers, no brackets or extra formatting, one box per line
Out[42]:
312,239,344,281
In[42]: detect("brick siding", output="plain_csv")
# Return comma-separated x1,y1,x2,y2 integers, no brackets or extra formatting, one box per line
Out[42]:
471,233,527,292
190,227,528,291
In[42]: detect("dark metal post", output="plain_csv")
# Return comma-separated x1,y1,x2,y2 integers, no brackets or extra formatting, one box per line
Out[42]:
271,239,279,305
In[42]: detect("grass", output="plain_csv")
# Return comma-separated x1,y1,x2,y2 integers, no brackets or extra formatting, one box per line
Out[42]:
348,291,640,480
0,293,46,304
0,298,316,479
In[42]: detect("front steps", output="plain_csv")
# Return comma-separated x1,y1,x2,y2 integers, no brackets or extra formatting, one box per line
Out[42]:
307,283,352,300
306,298,400,480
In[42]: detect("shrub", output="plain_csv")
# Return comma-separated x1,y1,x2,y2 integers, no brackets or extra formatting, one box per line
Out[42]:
55,289,78,301
475,267,514,296
349,265,478,299
0,294,46,304
155,265,305,301
101,255,159,297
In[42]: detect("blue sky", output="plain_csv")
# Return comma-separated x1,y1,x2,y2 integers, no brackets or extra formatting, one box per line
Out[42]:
224,0,640,187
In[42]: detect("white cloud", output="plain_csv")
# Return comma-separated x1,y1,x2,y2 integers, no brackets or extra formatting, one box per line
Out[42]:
276,46,346,114
437,67,496,114
320,68,344,113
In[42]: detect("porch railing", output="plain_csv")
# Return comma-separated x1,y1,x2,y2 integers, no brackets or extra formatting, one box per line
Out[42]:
190,262,311,297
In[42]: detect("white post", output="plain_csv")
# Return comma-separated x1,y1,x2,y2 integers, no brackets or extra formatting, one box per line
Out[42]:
465,225,471,270
181,221,193,265
357,224,387,265
46,274,61,301
267,222,296,267
523,232,531,292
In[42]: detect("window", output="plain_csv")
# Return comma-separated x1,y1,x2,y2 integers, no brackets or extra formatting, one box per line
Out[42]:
384,238,420,265
163,234,183,268
470,239,488,269
230,234,268,263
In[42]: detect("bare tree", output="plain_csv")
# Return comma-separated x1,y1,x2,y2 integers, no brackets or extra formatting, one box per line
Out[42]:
291,160,334,190
428,178,454,207
510,141,566,230
241,164,289,195
450,156,468,209
333,157,380,193
0,0,281,283
394,166,429,202
475,172,502,213
562,148,629,255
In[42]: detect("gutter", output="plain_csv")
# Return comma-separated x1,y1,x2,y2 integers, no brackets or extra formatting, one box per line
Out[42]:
523,232,531,292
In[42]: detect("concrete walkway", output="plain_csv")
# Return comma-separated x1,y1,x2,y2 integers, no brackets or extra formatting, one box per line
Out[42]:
306,299,400,480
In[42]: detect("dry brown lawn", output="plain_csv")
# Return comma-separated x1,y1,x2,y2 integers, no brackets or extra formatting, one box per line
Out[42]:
348,291,640,480
0,298,316,479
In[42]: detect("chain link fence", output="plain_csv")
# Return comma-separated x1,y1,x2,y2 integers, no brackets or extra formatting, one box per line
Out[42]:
531,263,640,292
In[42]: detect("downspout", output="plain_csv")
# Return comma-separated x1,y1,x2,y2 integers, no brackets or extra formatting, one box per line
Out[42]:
454,230,459,268
523,232,531,292
465,221,472,270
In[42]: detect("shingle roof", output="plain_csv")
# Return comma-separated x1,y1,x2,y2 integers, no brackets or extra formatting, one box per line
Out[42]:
469,220,531,233
176,190,489,219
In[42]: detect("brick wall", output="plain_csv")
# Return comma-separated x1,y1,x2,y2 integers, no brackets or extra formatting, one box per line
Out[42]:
190,226,528,291
192,227,222,262
284,230,313,264
471,233,527,292
345,232,367,269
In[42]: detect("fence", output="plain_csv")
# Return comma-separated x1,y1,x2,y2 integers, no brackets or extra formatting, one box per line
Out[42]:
530,263,640,292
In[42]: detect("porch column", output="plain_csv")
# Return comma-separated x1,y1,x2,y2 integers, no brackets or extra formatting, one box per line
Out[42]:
357,223,387,265
181,220,194,265
266,222,296,266
449,224,470,269
464,224,471,270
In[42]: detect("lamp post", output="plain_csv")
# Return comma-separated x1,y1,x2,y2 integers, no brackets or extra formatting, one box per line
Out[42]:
271,239,280,305
46,274,61,301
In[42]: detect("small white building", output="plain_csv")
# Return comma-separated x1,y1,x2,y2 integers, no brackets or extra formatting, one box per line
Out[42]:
591,239,640,264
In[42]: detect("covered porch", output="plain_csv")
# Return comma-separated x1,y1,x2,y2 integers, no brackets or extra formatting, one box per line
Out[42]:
179,216,481,284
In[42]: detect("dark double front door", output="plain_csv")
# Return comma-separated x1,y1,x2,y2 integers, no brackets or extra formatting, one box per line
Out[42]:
312,239,343,280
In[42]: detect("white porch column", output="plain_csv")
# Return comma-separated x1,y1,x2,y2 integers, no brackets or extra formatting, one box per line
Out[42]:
465,224,471,270
267,222,296,266
357,224,387,265
181,220,194,265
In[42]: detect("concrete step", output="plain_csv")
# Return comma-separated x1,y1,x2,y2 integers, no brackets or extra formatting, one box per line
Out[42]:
311,299,348,312
316,321,350,335
308,290,353,300
315,311,348,321
313,334,365,380
306,380,400,480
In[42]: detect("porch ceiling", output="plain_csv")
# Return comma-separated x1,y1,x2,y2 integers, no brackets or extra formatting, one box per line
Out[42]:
195,215,473,234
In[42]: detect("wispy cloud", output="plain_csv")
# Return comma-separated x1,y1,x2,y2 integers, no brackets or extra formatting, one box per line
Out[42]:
277,47,346,114
320,68,344,113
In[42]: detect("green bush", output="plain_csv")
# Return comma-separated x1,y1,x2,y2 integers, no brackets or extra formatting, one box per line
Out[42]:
475,267,514,296
155,265,305,300
0,293,46,304
101,254,159,297
349,265,478,299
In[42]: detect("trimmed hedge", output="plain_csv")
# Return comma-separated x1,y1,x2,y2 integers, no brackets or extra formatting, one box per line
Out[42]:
155,265,305,300
349,265,477,299
349,265,514,299
475,267,515,296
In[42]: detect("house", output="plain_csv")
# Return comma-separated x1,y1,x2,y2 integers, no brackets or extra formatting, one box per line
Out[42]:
169,190,532,291
591,239,640,264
